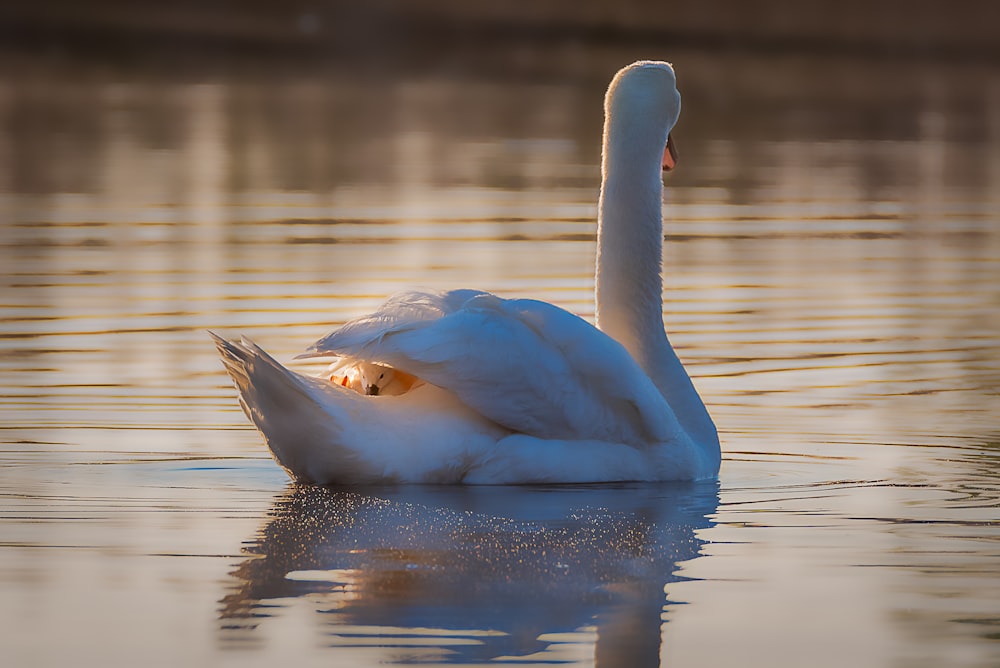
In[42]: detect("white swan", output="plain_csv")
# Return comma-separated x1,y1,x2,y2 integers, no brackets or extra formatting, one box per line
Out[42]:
212,60,720,484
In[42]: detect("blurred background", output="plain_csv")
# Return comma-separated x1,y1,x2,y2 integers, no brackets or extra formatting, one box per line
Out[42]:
1,0,999,453
2,0,998,415
2,0,999,198
2,4,1000,667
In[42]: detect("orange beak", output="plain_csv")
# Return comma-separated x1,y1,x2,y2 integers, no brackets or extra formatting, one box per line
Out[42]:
662,133,678,172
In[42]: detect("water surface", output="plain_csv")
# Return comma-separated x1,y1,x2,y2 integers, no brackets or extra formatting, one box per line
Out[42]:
1,50,999,667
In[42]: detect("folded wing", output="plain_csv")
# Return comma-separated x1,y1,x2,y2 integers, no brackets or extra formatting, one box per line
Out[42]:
298,290,683,447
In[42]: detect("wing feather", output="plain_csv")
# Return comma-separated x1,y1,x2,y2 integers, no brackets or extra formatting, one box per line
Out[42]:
297,290,682,446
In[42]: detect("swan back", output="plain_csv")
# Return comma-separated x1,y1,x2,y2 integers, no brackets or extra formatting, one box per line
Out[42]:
299,289,686,449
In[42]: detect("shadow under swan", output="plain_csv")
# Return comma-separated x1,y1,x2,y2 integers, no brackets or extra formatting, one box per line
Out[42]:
219,482,719,665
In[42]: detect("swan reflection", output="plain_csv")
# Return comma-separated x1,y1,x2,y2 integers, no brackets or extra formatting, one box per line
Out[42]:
220,483,718,665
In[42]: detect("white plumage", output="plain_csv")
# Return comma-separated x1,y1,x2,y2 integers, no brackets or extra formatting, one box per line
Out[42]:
213,61,720,484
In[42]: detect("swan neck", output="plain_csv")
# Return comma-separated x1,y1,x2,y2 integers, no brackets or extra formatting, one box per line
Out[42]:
595,141,667,369
595,108,718,449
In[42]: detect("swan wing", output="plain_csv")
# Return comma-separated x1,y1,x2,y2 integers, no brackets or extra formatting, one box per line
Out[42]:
298,290,682,446
212,331,713,484
212,331,506,484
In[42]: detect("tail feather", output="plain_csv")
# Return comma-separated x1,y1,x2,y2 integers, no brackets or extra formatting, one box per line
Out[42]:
210,332,256,421
210,331,366,483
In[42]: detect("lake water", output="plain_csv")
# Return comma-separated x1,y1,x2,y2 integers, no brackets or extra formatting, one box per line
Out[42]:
1,49,998,667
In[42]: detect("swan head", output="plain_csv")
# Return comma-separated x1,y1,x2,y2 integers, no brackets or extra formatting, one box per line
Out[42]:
603,61,681,173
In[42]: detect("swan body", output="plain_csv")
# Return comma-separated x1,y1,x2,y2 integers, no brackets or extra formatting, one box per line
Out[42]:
213,61,721,484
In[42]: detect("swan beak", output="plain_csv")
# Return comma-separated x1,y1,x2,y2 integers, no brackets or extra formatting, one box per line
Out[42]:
662,134,678,172
365,384,380,396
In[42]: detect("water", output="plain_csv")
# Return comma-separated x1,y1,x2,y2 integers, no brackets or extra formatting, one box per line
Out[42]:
1,49,999,667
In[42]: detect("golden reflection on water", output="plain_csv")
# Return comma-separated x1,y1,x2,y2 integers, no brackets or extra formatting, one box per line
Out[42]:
219,484,717,664
0,49,999,667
